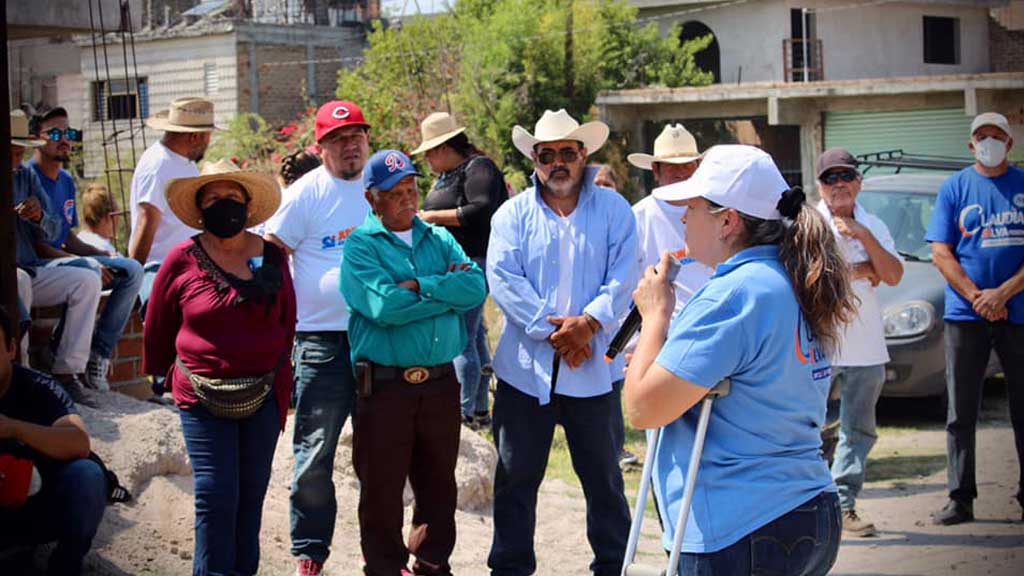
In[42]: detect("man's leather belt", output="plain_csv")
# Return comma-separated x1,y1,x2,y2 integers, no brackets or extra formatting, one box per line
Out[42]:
372,363,454,385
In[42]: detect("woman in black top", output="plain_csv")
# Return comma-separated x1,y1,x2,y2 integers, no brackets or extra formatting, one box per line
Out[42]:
414,112,508,428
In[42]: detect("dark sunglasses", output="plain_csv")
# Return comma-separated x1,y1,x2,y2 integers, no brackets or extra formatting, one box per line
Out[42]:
535,147,581,166
820,170,858,185
44,127,83,142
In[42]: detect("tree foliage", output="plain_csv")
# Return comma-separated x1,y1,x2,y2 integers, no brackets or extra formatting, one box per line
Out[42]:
337,0,713,189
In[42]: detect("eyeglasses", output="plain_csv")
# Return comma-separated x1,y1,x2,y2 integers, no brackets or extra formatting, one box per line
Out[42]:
535,147,581,166
820,170,858,185
44,127,83,142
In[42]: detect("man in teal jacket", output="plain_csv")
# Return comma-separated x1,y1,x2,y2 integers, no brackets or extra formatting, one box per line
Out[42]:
341,149,487,576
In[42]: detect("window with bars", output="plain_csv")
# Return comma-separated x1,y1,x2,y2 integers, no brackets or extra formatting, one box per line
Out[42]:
92,78,149,122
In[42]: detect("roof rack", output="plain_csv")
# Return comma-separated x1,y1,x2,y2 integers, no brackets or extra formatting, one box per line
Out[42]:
856,150,974,174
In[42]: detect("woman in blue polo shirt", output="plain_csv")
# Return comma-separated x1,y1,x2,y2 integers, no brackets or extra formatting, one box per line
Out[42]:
625,145,858,575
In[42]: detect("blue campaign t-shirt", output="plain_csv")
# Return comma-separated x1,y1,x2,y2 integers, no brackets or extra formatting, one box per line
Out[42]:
925,166,1024,325
29,160,78,248
653,245,835,554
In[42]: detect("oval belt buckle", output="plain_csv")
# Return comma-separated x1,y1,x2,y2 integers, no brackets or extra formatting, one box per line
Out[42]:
403,367,430,384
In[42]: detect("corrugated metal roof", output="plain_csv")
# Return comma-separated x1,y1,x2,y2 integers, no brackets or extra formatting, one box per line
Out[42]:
184,0,233,17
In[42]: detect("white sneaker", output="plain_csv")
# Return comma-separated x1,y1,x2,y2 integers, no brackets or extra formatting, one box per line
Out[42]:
85,355,111,392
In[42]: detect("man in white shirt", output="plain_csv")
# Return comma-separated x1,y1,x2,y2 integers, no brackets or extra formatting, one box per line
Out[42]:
264,100,372,576
128,97,217,313
815,148,904,538
628,124,713,316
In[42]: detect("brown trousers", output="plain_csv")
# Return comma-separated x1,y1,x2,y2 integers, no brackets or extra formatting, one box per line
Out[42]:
353,371,461,576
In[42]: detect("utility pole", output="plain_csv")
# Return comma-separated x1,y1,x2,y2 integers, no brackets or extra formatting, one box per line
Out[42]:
564,0,574,103
1,2,18,325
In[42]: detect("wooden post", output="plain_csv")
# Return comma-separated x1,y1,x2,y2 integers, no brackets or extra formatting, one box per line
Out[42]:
1,3,19,326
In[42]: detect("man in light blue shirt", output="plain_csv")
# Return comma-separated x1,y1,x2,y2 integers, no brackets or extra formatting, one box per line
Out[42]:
486,110,636,576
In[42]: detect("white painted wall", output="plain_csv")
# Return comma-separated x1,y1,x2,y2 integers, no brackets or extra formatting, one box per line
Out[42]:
79,33,239,177
642,0,992,83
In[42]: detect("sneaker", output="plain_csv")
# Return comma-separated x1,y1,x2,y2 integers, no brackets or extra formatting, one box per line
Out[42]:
842,509,877,537
462,414,482,431
619,450,639,469
56,375,98,408
473,411,492,428
85,354,112,392
932,499,974,526
296,559,323,576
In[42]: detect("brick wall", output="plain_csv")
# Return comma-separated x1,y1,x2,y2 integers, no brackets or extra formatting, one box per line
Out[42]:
991,17,1024,72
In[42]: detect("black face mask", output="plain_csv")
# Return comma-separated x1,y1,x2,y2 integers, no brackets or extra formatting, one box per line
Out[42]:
201,198,248,238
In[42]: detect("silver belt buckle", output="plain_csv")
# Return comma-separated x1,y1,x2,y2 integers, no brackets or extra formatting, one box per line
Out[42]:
403,367,430,384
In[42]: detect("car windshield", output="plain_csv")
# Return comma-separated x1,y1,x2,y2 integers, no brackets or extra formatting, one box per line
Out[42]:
857,190,936,262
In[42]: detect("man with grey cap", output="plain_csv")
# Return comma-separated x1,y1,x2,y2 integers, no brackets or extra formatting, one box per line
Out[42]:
128,97,218,312
487,109,635,575
815,148,903,537
926,111,1024,525
628,123,714,315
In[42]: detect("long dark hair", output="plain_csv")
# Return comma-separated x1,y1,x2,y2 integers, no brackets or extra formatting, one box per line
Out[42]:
444,132,482,159
732,188,857,355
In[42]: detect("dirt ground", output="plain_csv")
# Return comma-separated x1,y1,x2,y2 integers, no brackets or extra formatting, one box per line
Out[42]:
42,389,1024,575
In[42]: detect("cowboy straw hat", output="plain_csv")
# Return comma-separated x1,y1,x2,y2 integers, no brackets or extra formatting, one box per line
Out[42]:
627,124,702,170
166,159,281,230
10,110,46,148
512,109,609,159
145,97,223,133
411,112,467,155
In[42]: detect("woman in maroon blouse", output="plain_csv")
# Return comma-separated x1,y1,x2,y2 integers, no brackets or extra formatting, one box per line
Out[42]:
143,159,295,576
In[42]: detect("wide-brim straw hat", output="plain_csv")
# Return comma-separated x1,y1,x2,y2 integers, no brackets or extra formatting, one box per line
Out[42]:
10,110,46,148
411,112,467,155
512,109,609,159
166,159,281,230
627,124,702,170
145,97,223,133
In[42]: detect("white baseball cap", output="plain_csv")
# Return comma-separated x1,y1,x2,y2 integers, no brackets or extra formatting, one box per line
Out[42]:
652,145,788,221
970,112,1010,138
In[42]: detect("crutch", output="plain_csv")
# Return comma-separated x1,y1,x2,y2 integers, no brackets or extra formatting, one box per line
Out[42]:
621,379,731,576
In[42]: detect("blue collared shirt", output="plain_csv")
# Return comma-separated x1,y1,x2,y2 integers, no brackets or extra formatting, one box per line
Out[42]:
487,174,637,404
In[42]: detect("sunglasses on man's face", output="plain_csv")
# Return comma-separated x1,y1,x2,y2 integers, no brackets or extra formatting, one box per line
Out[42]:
535,147,581,166
820,170,858,186
44,127,83,143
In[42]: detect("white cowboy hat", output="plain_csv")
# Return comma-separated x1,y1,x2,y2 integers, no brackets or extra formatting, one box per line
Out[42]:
166,159,281,230
411,112,467,155
627,124,702,170
9,110,46,148
511,109,609,159
145,97,223,133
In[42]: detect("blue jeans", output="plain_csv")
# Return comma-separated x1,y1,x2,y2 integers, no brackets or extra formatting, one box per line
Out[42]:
290,331,358,564
179,395,280,576
677,491,841,576
44,255,144,358
488,381,630,576
0,458,108,576
138,261,161,318
826,364,885,511
455,299,492,417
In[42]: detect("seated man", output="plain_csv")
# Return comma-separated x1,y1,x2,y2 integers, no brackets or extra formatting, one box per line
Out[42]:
29,106,144,391
341,150,487,576
10,110,101,405
0,305,108,576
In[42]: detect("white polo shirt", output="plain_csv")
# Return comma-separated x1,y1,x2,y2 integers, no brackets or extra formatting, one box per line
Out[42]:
265,166,370,332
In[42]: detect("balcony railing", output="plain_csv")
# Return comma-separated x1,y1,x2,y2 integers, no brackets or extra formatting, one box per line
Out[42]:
783,38,824,82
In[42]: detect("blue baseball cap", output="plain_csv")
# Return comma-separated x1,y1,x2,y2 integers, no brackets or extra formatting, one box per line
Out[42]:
363,150,422,192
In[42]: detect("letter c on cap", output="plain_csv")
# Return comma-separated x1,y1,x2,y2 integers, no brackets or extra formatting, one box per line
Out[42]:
332,106,351,120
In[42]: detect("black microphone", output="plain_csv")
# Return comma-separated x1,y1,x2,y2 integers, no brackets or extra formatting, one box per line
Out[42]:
604,255,682,363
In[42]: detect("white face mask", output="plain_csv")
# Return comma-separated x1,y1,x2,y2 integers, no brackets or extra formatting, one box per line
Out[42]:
973,137,1008,168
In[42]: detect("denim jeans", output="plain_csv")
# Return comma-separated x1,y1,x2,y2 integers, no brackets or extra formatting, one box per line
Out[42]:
138,261,161,318
455,257,492,417
488,381,630,576
677,491,841,576
826,364,885,511
290,331,358,564
179,395,280,576
944,321,1024,506
43,255,144,359
0,458,108,576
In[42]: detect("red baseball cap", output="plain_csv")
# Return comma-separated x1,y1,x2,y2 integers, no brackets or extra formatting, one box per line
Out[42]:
0,453,40,508
315,100,370,142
